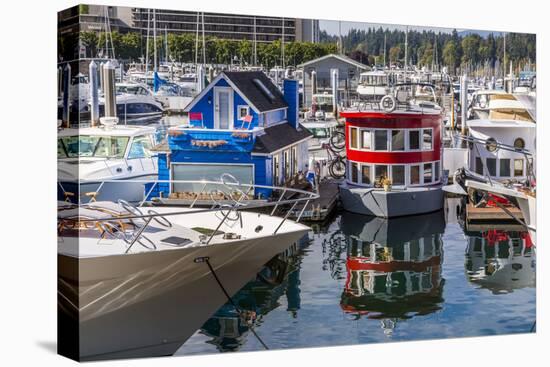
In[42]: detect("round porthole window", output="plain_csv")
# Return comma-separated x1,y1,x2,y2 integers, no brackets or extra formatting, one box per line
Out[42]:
486,137,498,152
514,137,525,150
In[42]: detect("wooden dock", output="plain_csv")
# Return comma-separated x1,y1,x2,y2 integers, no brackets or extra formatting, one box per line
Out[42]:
466,203,523,222
288,179,340,222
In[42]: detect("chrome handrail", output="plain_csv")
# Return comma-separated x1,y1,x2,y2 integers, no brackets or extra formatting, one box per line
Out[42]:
58,178,319,250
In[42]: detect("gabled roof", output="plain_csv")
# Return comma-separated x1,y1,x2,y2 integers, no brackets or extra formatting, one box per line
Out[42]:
297,53,370,70
252,123,312,155
184,71,288,114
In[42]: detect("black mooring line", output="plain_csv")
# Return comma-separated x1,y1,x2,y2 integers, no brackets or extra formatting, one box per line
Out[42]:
204,258,269,350
530,321,536,332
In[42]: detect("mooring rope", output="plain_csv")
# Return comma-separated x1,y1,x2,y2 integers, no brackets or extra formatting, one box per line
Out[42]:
199,257,269,350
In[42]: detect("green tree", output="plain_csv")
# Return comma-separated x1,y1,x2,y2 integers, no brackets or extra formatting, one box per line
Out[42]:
461,34,481,66
80,31,98,58
442,40,458,72
389,45,401,65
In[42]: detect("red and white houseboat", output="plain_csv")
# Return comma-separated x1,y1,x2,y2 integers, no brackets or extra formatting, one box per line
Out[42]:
339,82,446,217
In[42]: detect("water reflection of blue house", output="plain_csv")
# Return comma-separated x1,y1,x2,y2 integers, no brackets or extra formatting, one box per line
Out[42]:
158,71,312,198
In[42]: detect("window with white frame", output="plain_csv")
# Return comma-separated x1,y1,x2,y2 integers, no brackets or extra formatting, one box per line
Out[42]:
392,165,405,185
500,158,511,177
237,105,249,120
486,158,497,176
514,159,524,176
350,161,359,183
409,130,420,150
374,165,388,182
350,127,358,149
391,130,406,151
410,165,420,185
434,161,440,181
374,130,388,151
361,130,372,150
475,157,483,175
424,162,433,183
361,165,371,185
422,129,433,150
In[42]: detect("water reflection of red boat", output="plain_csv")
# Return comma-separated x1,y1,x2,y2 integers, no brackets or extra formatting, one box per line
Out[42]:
339,211,445,323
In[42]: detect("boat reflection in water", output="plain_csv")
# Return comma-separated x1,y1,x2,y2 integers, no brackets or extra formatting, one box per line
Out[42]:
465,228,536,294
338,211,446,335
197,238,307,352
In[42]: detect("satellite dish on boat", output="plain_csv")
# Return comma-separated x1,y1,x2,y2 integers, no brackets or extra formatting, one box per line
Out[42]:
100,117,119,129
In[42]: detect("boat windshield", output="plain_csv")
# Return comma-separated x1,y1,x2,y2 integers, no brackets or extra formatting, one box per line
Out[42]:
359,74,387,86
307,128,330,138
58,135,129,158
116,85,149,95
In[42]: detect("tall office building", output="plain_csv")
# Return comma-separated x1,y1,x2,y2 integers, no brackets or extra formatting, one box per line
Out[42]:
131,8,320,43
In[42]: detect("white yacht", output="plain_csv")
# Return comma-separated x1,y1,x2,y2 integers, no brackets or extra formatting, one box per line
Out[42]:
57,118,158,203
466,97,535,184
58,185,313,360
97,83,164,124
468,89,511,120
356,70,389,100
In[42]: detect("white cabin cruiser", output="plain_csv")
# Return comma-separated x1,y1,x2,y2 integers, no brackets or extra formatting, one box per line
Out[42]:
357,70,389,100
468,89,511,120
466,97,535,185
58,182,314,360
96,83,164,124
57,118,158,203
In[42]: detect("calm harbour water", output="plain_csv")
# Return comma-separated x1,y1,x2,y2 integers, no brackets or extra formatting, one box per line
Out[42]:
176,198,536,355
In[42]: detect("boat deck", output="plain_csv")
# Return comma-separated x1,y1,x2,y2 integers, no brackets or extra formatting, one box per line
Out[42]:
466,202,524,222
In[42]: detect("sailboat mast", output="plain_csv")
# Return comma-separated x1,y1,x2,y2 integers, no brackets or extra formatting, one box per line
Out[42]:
253,16,257,65
165,26,168,63
145,9,150,80
194,12,200,66
202,12,206,65
281,17,285,68
383,33,386,67
503,32,507,78
405,26,408,75
153,8,157,72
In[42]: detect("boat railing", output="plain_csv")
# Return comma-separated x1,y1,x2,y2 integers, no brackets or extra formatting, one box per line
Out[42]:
453,133,536,184
58,175,319,250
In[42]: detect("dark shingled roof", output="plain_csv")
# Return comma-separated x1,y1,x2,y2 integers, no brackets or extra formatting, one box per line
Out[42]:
252,123,312,154
223,71,288,113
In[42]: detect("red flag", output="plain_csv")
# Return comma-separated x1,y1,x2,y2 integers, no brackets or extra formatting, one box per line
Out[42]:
243,114,253,123
189,112,203,121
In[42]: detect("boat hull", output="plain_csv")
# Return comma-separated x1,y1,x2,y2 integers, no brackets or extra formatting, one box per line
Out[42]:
58,229,308,360
58,175,157,204
340,182,444,218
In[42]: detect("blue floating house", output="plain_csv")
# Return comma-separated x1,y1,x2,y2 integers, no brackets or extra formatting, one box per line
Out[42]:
157,71,312,198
